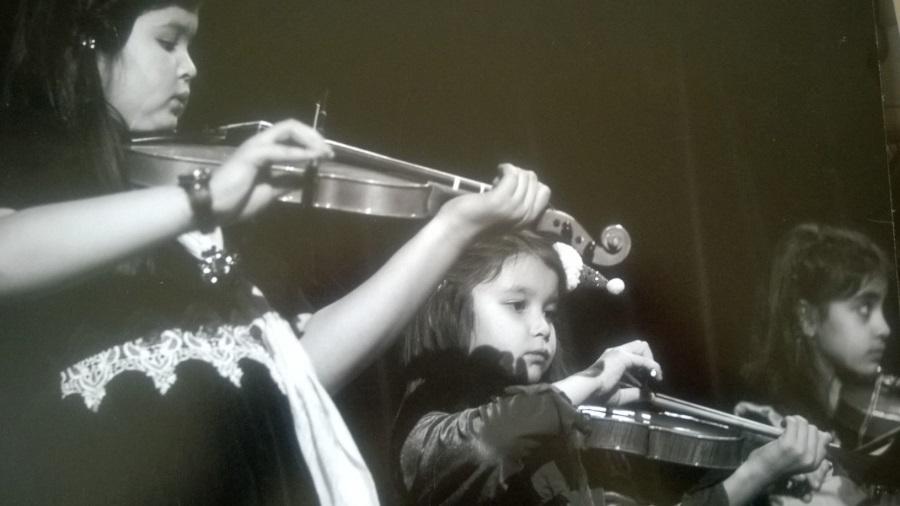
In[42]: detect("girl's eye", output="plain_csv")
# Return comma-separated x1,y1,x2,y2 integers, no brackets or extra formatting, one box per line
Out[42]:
856,303,872,318
158,39,177,51
544,311,557,324
507,300,526,312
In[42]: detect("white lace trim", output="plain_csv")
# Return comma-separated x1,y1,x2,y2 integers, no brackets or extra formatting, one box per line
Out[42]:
60,319,287,412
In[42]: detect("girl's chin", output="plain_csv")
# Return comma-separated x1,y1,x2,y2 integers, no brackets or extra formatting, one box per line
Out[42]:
128,115,179,134
525,366,547,383
845,362,882,380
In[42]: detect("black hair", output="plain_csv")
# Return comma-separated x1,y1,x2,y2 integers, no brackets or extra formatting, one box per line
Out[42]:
744,223,892,419
402,229,571,386
2,0,202,193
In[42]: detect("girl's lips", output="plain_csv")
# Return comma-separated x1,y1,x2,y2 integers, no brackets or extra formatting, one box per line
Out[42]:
172,93,189,107
524,350,550,362
169,94,190,117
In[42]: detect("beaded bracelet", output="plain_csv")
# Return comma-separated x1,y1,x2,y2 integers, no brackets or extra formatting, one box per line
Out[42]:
178,167,215,233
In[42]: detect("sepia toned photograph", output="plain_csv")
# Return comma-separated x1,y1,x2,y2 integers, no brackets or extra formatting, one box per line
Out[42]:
1,1,898,504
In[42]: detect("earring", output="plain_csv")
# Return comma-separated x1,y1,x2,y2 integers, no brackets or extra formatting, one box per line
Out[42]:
78,34,97,50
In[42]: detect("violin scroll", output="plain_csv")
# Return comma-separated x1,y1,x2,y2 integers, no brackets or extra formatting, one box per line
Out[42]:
537,210,631,267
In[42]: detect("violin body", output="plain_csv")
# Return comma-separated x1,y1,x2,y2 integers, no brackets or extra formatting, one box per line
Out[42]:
126,142,457,219
579,405,763,470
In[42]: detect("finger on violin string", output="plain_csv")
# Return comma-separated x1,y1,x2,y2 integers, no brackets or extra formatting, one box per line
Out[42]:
514,174,543,227
622,366,662,390
780,416,801,445
520,171,539,210
490,164,519,198
813,426,833,462
491,163,516,185
527,184,552,222
507,167,530,210
806,424,822,457
626,354,663,383
620,339,655,358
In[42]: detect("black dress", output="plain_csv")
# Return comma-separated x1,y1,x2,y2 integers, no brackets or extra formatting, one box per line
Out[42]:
0,118,317,505
391,353,729,505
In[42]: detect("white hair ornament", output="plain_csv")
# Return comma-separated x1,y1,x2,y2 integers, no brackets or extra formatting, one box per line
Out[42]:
553,242,625,295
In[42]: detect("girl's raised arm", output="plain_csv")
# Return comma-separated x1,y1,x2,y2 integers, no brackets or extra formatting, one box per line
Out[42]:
301,164,551,392
0,120,331,299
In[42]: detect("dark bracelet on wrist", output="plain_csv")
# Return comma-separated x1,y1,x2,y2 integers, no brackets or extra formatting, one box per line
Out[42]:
178,167,215,233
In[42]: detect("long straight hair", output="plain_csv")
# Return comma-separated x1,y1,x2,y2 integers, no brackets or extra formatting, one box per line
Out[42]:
744,223,892,420
2,0,201,194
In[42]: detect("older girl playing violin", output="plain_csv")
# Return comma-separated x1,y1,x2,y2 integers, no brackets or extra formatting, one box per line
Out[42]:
0,0,550,503
740,223,899,504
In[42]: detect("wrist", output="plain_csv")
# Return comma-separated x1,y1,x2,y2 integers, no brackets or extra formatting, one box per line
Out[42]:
179,167,216,232
743,447,784,485
426,211,482,248
722,456,773,506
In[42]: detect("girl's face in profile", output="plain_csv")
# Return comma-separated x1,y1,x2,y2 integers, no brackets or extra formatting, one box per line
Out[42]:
468,253,559,384
810,276,890,379
97,6,198,132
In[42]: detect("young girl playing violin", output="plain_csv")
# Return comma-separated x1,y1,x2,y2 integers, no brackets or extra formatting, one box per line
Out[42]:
392,230,832,505
740,223,899,504
0,0,550,503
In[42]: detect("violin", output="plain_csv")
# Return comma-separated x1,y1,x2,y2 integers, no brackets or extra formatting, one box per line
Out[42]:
127,121,633,283
835,374,900,454
579,390,858,471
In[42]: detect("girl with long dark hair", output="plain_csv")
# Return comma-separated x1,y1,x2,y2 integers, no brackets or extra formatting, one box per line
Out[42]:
740,223,898,504
0,1,550,503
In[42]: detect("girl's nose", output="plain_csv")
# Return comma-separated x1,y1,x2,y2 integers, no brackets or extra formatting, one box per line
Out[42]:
872,308,890,341
180,51,197,81
531,313,551,341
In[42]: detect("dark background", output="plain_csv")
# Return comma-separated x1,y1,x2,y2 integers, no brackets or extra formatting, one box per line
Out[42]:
4,0,897,501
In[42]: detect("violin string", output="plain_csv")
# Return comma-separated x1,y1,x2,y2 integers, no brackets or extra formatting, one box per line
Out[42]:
856,374,883,449
854,424,900,454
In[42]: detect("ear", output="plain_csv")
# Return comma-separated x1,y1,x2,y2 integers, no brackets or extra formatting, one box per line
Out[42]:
796,299,820,338
95,50,112,88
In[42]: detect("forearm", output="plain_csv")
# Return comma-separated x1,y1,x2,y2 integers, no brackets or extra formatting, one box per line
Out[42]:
720,459,773,506
301,213,481,392
552,371,606,406
0,186,195,298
